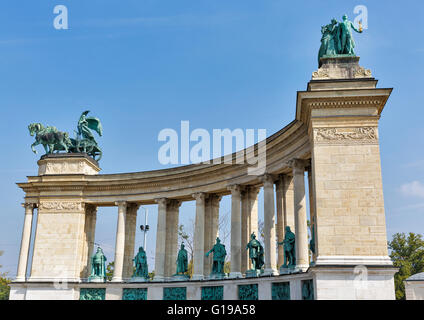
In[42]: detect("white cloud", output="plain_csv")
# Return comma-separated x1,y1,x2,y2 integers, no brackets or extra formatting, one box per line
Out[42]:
400,181,424,198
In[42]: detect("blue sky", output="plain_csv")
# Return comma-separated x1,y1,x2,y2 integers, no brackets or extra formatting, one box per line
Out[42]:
0,0,424,276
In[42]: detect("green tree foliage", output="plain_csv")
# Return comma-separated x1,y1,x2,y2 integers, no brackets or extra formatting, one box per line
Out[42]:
388,232,424,300
106,261,114,281
0,251,10,300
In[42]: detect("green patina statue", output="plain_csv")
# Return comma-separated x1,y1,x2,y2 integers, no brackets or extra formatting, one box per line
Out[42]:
132,246,149,279
176,243,188,275
318,14,363,66
28,110,103,161
89,247,107,282
206,237,227,275
246,233,264,272
278,226,296,268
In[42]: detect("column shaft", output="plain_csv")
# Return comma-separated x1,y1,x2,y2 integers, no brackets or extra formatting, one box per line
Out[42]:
84,205,97,279
16,203,35,281
154,198,168,281
123,204,138,280
262,174,278,275
308,167,317,262
241,190,249,274
228,185,242,278
276,176,285,268
112,201,127,282
291,159,309,271
165,200,181,278
192,193,206,280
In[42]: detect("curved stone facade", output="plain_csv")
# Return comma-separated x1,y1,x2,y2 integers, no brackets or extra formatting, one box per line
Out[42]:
10,56,397,300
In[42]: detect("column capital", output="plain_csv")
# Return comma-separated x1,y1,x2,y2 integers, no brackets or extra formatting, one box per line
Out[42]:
21,203,36,210
227,184,242,195
287,159,310,173
246,185,261,196
127,203,140,215
115,201,128,208
208,194,222,204
85,204,97,215
154,198,169,206
260,173,277,187
192,192,207,202
168,199,182,209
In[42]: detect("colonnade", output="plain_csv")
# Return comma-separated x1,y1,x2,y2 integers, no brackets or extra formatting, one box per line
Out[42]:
15,159,315,282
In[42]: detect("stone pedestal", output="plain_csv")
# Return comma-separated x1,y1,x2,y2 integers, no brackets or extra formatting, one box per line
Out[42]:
37,153,100,175
129,277,149,283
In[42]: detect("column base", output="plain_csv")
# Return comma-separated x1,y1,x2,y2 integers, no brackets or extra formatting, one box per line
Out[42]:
152,276,165,282
262,268,278,276
14,277,26,282
110,278,123,283
229,272,243,279
191,274,204,281
295,264,309,272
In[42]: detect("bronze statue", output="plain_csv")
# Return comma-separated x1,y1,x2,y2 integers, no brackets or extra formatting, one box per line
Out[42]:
206,237,227,275
246,233,264,271
89,247,107,282
278,226,296,268
176,243,188,275
132,246,149,279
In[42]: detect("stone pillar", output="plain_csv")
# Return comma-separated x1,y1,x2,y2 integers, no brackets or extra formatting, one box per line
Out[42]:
165,200,181,278
15,203,36,282
204,195,221,276
123,203,139,280
307,166,317,263
228,185,242,278
192,193,206,280
154,198,168,281
241,190,249,274
241,186,260,273
261,174,278,275
83,204,97,279
112,201,127,282
276,175,294,267
289,159,310,271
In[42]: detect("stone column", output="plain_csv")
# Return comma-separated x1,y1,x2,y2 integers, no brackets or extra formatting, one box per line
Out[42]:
154,198,168,281
165,200,181,278
261,174,278,275
289,159,310,271
112,201,127,282
192,193,206,280
307,166,317,263
241,189,249,274
84,204,97,279
241,186,260,273
15,203,36,282
276,175,294,267
228,185,242,278
275,175,285,268
204,195,221,276
123,203,139,280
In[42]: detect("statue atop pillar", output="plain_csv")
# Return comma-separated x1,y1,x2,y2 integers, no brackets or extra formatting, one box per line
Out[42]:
88,247,107,282
132,246,149,281
318,14,363,66
245,233,264,277
278,226,296,273
205,237,227,279
174,243,189,280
